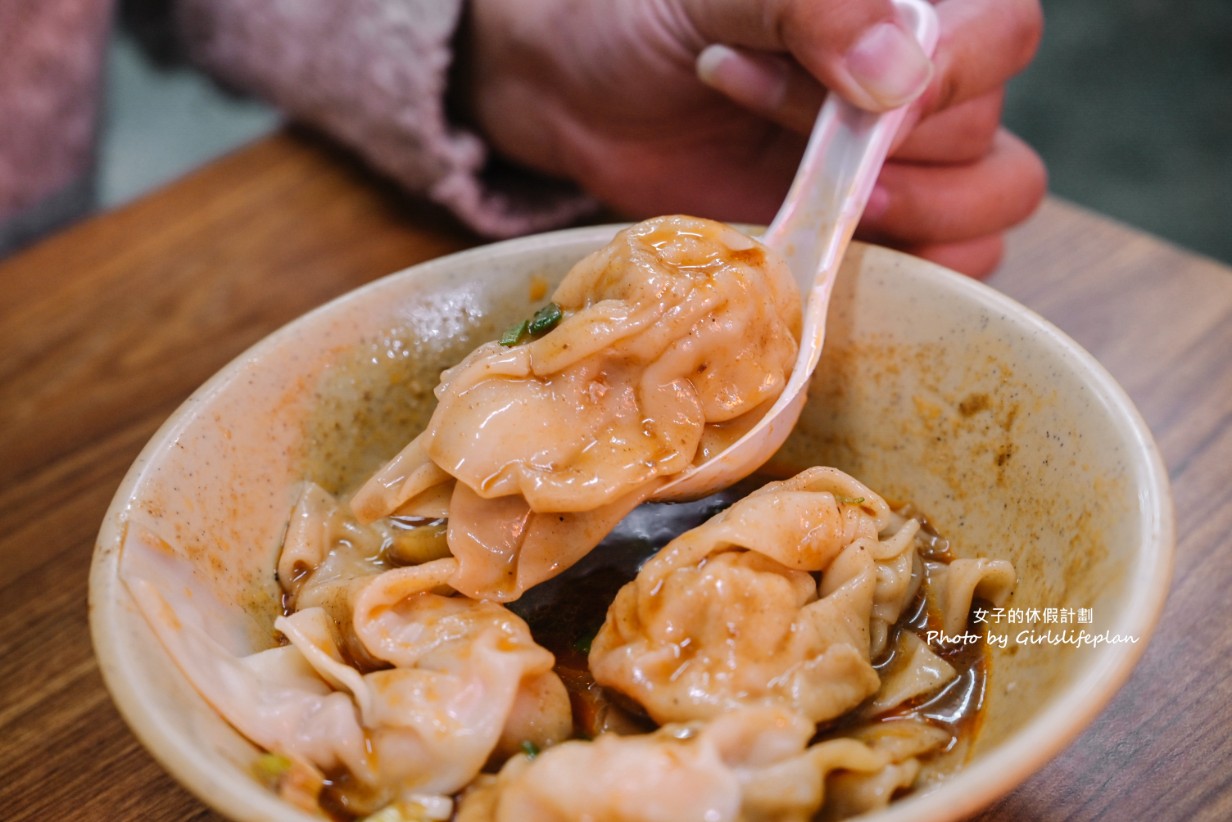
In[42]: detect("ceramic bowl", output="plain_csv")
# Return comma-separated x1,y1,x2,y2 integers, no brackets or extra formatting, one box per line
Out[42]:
90,225,1173,821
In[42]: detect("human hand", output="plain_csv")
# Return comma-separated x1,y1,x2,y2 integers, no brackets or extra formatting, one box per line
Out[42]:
459,0,1045,278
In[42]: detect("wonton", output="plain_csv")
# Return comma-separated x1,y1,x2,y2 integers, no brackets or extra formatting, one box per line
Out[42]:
350,215,801,601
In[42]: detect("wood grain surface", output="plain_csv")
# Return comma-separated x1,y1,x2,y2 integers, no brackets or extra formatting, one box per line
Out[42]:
1,129,1228,820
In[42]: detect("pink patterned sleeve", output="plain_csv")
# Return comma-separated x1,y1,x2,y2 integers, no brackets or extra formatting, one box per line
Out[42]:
175,0,597,237
0,0,114,238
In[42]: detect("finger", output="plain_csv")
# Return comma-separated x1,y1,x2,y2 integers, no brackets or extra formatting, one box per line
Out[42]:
696,45,824,134
918,0,1042,118
589,125,805,225
899,234,1007,279
891,88,1003,164
697,51,1011,165
690,0,1040,130
860,129,1047,245
685,0,933,111
693,0,1037,136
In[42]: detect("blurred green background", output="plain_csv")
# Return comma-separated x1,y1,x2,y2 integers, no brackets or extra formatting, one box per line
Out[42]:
1004,0,1231,263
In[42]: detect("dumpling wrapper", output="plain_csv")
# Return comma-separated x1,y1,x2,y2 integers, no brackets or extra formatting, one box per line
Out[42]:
589,467,922,725
925,557,1017,636
120,527,571,814
456,705,947,822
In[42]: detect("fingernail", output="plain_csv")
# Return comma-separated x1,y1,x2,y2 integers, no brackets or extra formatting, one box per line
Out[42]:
696,44,788,111
695,44,734,87
845,22,932,108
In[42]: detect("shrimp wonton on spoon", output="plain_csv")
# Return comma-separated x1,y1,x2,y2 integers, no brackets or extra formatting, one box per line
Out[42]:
351,215,802,601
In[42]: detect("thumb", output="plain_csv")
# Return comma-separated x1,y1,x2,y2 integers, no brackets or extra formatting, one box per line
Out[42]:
687,0,933,112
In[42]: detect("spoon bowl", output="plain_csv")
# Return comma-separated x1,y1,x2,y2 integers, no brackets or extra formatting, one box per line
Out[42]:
654,0,940,500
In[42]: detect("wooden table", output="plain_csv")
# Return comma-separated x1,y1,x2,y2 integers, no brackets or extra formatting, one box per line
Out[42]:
2,129,1229,820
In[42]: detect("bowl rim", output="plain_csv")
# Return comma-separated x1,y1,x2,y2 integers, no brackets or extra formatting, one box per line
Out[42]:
832,244,1176,820
89,225,1175,821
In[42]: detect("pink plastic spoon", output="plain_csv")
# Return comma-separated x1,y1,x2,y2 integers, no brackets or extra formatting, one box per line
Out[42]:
655,0,940,501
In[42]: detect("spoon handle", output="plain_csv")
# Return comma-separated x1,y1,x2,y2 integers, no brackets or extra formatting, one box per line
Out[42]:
760,0,939,454
763,0,941,298
654,0,939,502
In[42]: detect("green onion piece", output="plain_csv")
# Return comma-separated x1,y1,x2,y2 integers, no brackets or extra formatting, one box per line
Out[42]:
520,740,541,759
528,302,563,336
499,302,562,347
252,752,292,786
835,496,866,505
573,630,595,655
499,319,529,347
